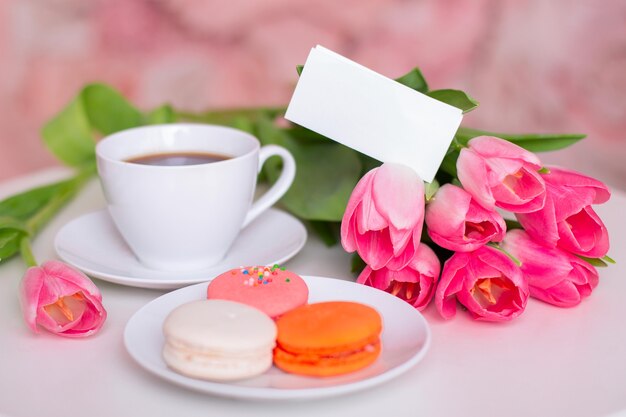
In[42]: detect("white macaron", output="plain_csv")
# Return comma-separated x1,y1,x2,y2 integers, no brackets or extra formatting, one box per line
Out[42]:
162,299,277,381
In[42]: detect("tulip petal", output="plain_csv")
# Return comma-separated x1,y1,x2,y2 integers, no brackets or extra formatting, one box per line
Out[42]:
530,281,582,308
491,167,546,213
547,184,601,222
571,259,599,290
409,244,441,279
385,236,415,270
415,275,436,310
341,169,376,252
342,170,375,245
35,271,83,308
545,166,611,204
357,266,385,288
468,136,542,169
371,163,424,231
425,184,469,236
516,195,560,247
501,230,599,308
501,230,571,289
62,295,107,337
358,191,388,233
42,260,102,298
359,244,440,311
436,252,471,319
556,206,609,257
19,266,46,333
475,247,527,289
355,227,394,270
427,184,506,252
388,224,413,256
457,148,495,209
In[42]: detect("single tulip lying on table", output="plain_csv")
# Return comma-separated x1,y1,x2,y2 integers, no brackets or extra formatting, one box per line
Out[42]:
0,66,614,333
0,169,107,337
20,260,106,337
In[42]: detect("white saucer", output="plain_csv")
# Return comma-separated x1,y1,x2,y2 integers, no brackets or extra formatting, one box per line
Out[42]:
54,209,307,289
124,277,431,401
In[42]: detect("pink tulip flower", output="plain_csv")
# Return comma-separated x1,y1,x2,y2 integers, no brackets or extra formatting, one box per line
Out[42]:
457,136,546,213
501,230,598,307
516,166,610,258
425,184,506,252
436,246,528,322
357,243,441,310
341,163,425,270
19,260,107,337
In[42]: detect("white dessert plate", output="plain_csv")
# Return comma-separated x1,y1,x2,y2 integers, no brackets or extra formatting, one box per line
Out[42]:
54,209,307,290
124,276,431,401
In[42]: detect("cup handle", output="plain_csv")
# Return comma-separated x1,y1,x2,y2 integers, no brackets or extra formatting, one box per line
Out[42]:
242,145,296,228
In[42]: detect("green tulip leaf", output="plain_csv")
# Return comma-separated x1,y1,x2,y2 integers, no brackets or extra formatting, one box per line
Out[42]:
0,229,25,263
456,127,586,152
0,179,76,221
145,104,176,125
602,255,616,264
439,148,460,178
256,118,362,221
82,83,143,134
41,95,95,167
427,89,478,113
578,256,608,267
395,68,429,93
41,83,148,166
424,179,440,202
0,217,28,233
504,219,524,230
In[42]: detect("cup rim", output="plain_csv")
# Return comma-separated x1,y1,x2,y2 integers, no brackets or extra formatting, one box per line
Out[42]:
95,123,261,170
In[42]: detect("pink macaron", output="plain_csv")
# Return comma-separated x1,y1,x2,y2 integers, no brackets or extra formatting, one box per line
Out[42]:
207,265,309,319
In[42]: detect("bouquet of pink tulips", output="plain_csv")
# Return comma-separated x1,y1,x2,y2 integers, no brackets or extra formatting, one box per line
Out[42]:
343,136,613,322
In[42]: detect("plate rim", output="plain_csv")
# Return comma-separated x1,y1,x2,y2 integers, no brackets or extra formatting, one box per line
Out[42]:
123,276,431,401
54,208,307,289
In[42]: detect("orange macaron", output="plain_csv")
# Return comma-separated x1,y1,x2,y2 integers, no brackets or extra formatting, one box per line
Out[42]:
273,301,383,377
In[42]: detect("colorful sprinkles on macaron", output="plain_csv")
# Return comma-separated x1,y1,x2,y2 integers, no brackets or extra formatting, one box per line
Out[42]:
238,265,289,287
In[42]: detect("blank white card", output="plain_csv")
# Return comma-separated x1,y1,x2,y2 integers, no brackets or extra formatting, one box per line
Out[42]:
285,45,463,183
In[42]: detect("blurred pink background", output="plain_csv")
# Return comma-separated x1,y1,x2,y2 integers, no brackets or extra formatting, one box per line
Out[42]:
1,0,625,189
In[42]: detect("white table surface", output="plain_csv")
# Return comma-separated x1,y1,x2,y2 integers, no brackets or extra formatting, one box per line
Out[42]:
1,168,625,417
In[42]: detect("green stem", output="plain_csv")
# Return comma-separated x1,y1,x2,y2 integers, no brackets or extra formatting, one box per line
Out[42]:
456,127,585,142
504,219,523,231
450,136,466,151
487,242,522,267
20,236,37,267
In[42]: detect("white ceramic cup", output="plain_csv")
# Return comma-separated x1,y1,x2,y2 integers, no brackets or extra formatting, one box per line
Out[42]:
96,123,296,271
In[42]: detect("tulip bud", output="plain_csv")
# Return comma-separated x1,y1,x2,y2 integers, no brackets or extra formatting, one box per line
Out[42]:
341,163,425,270
502,230,599,307
19,260,107,337
357,243,440,310
436,246,528,322
457,136,546,213
516,166,610,258
426,184,506,252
